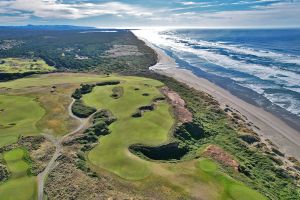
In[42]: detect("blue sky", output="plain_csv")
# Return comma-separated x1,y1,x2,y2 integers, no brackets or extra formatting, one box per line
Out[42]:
0,0,299,28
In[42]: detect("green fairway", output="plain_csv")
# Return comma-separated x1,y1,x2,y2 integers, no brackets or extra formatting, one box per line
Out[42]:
0,73,109,89
83,77,175,180
0,95,45,147
0,58,55,74
196,159,266,200
0,148,37,200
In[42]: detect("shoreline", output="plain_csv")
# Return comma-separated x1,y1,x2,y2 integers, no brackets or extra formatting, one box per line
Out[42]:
136,33,300,160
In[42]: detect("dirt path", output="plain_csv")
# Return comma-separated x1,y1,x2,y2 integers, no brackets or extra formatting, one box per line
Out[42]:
37,98,92,200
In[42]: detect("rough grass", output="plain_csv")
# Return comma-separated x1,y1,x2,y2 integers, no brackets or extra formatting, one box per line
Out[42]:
0,148,37,200
83,77,175,180
36,88,78,136
195,159,266,200
0,95,45,147
0,58,55,74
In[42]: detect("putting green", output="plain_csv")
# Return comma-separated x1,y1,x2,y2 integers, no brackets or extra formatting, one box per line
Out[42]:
3,148,29,177
196,159,266,200
0,148,37,200
0,95,45,147
83,77,174,180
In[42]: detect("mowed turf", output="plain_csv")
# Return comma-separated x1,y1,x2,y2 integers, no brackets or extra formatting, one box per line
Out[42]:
0,148,37,200
196,159,266,200
83,77,175,180
3,148,29,177
0,73,111,89
0,95,45,147
0,58,55,74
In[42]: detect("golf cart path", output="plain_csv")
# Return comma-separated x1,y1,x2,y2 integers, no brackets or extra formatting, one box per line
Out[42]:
37,98,93,200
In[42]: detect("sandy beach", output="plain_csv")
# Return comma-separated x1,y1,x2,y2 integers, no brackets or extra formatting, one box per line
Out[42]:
137,34,300,160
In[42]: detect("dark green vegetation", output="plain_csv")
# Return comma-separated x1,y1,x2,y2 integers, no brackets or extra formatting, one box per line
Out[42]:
130,142,189,160
147,73,300,200
0,27,156,75
71,100,96,118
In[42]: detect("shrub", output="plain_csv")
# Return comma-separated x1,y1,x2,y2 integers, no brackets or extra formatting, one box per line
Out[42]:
239,134,260,144
80,84,94,94
93,121,110,136
0,164,10,182
93,109,116,125
71,99,96,118
96,80,120,86
72,88,82,99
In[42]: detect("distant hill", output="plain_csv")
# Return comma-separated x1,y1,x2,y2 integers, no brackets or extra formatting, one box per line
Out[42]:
0,25,96,30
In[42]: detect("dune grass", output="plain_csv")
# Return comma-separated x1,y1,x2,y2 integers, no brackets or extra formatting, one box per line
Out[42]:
0,95,45,147
0,58,55,74
196,159,266,200
0,148,37,200
83,77,175,180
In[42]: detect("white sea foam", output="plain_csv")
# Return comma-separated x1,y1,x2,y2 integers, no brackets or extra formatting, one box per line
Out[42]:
133,29,300,117
264,93,300,116
172,36,300,66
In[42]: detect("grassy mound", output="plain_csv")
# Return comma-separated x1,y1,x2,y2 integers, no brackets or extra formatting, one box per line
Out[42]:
0,148,37,200
83,77,174,180
0,95,45,147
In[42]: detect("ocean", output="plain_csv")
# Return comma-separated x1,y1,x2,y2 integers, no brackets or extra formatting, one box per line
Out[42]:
133,29,300,130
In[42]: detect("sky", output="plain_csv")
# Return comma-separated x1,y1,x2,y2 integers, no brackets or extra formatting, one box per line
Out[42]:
0,0,300,28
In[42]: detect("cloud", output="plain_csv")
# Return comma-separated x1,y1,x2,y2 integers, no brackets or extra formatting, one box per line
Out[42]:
165,1,300,27
180,1,197,5
0,14,30,23
0,0,299,27
1,0,153,20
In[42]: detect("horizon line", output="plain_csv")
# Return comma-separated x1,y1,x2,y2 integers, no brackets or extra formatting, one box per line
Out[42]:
1,24,300,30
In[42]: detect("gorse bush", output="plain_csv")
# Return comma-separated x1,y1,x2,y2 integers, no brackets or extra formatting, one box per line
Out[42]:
71,100,96,118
